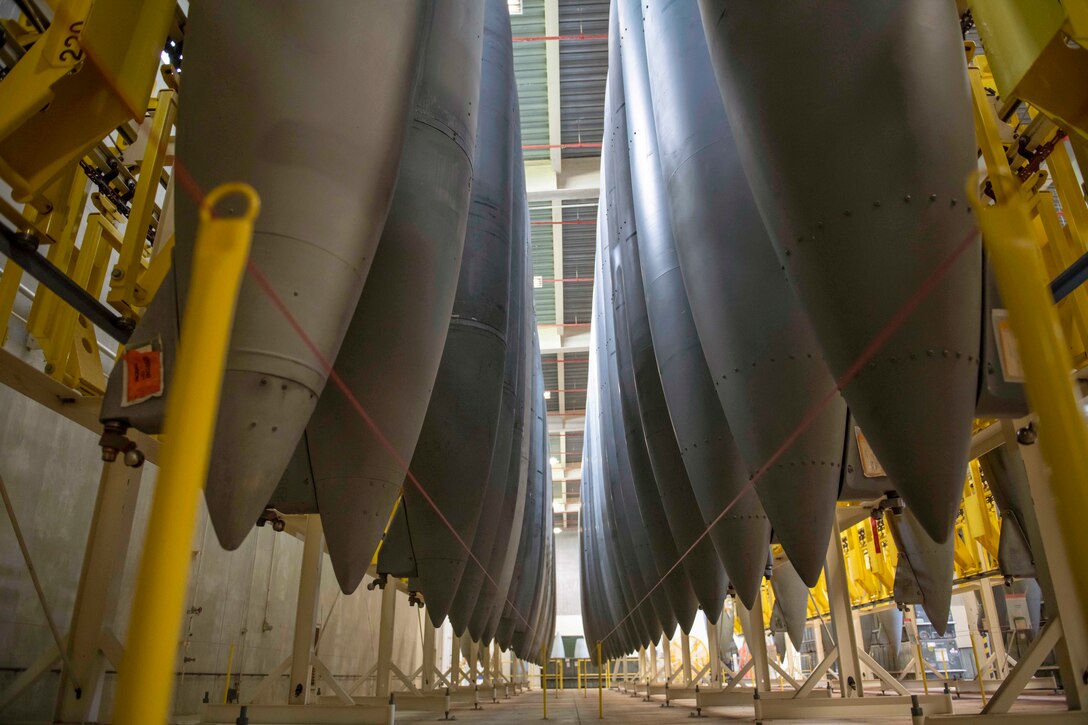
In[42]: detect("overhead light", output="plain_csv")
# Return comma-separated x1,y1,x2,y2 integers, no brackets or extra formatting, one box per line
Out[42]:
508,0,524,15
160,50,171,65
549,456,559,465
553,527,562,534
543,390,551,399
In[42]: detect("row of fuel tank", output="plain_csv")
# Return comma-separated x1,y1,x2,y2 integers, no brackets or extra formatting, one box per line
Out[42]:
581,0,1037,659
99,0,555,661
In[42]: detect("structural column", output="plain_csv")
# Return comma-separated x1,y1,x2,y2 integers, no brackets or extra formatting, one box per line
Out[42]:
680,631,693,685
662,635,672,682
449,632,461,686
55,460,144,721
374,577,397,698
289,515,324,704
480,640,491,686
825,521,863,697
422,618,436,689
739,596,771,691
706,619,722,686
468,639,479,684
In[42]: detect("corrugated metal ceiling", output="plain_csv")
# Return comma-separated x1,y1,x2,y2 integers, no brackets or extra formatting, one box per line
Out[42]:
512,0,606,529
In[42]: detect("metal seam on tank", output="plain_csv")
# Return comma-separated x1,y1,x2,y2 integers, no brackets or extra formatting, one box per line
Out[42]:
244,230,378,273
412,113,475,162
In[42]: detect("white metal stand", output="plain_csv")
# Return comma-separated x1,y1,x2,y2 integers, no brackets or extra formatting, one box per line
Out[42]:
289,516,324,704
824,521,863,698
706,619,722,687
680,631,693,686
737,595,771,692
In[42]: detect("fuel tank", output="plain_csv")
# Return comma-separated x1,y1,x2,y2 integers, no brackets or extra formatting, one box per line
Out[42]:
175,1,424,549
479,282,534,643
583,384,640,656
610,4,731,628
587,269,644,648
512,357,555,652
617,0,770,609
475,238,533,644
499,345,547,649
445,13,522,637
872,608,904,662
699,0,981,543
642,0,847,585
375,0,515,628
603,30,701,633
769,559,809,649
979,446,1037,579
888,508,955,636
597,187,674,644
301,0,485,594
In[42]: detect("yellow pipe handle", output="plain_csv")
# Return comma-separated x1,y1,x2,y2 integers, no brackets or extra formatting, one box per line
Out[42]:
968,167,1088,624
113,184,257,724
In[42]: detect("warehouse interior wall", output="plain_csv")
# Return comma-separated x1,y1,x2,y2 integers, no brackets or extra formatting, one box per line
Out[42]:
554,531,583,639
0,382,424,720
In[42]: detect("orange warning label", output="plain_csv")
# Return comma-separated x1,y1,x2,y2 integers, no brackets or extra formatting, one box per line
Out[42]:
123,346,164,406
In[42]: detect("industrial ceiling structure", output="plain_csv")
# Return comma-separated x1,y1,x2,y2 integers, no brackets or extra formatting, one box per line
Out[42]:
512,0,606,531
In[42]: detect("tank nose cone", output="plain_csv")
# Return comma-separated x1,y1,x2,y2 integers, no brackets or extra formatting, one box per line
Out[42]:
204,371,316,550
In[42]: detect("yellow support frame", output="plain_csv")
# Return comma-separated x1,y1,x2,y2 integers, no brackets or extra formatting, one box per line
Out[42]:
106,88,177,316
0,0,174,210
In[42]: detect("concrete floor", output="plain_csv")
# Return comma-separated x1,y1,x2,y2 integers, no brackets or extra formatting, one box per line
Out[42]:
392,688,1074,724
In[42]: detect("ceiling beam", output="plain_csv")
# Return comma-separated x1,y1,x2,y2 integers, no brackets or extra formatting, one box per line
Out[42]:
544,0,563,175
524,157,600,202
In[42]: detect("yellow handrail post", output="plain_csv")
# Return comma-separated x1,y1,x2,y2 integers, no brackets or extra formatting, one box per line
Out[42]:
542,645,548,720
597,641,603,719
968,629,987,706
968,167,1088,621
917,639,929,695
112,183,258,725
222,642,235,704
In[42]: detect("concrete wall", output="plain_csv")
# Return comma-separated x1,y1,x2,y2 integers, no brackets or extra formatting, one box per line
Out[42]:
0,382,424,720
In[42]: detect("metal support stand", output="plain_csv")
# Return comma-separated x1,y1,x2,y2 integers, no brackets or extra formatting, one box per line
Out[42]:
977,578,1009,680
449,633,461,687
663,636,673,684
468,640,479,686
738,596,771,692
374,579,397,699
479,641,490,687
289,516,323,704
53,459,143,721
824,521,863,698
706,619,722,688
242,519,355,712
680,631,693,686
994,420,1088,712
422,618,436,690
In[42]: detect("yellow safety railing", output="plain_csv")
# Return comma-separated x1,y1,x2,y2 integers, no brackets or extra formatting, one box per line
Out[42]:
112,184,257,725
